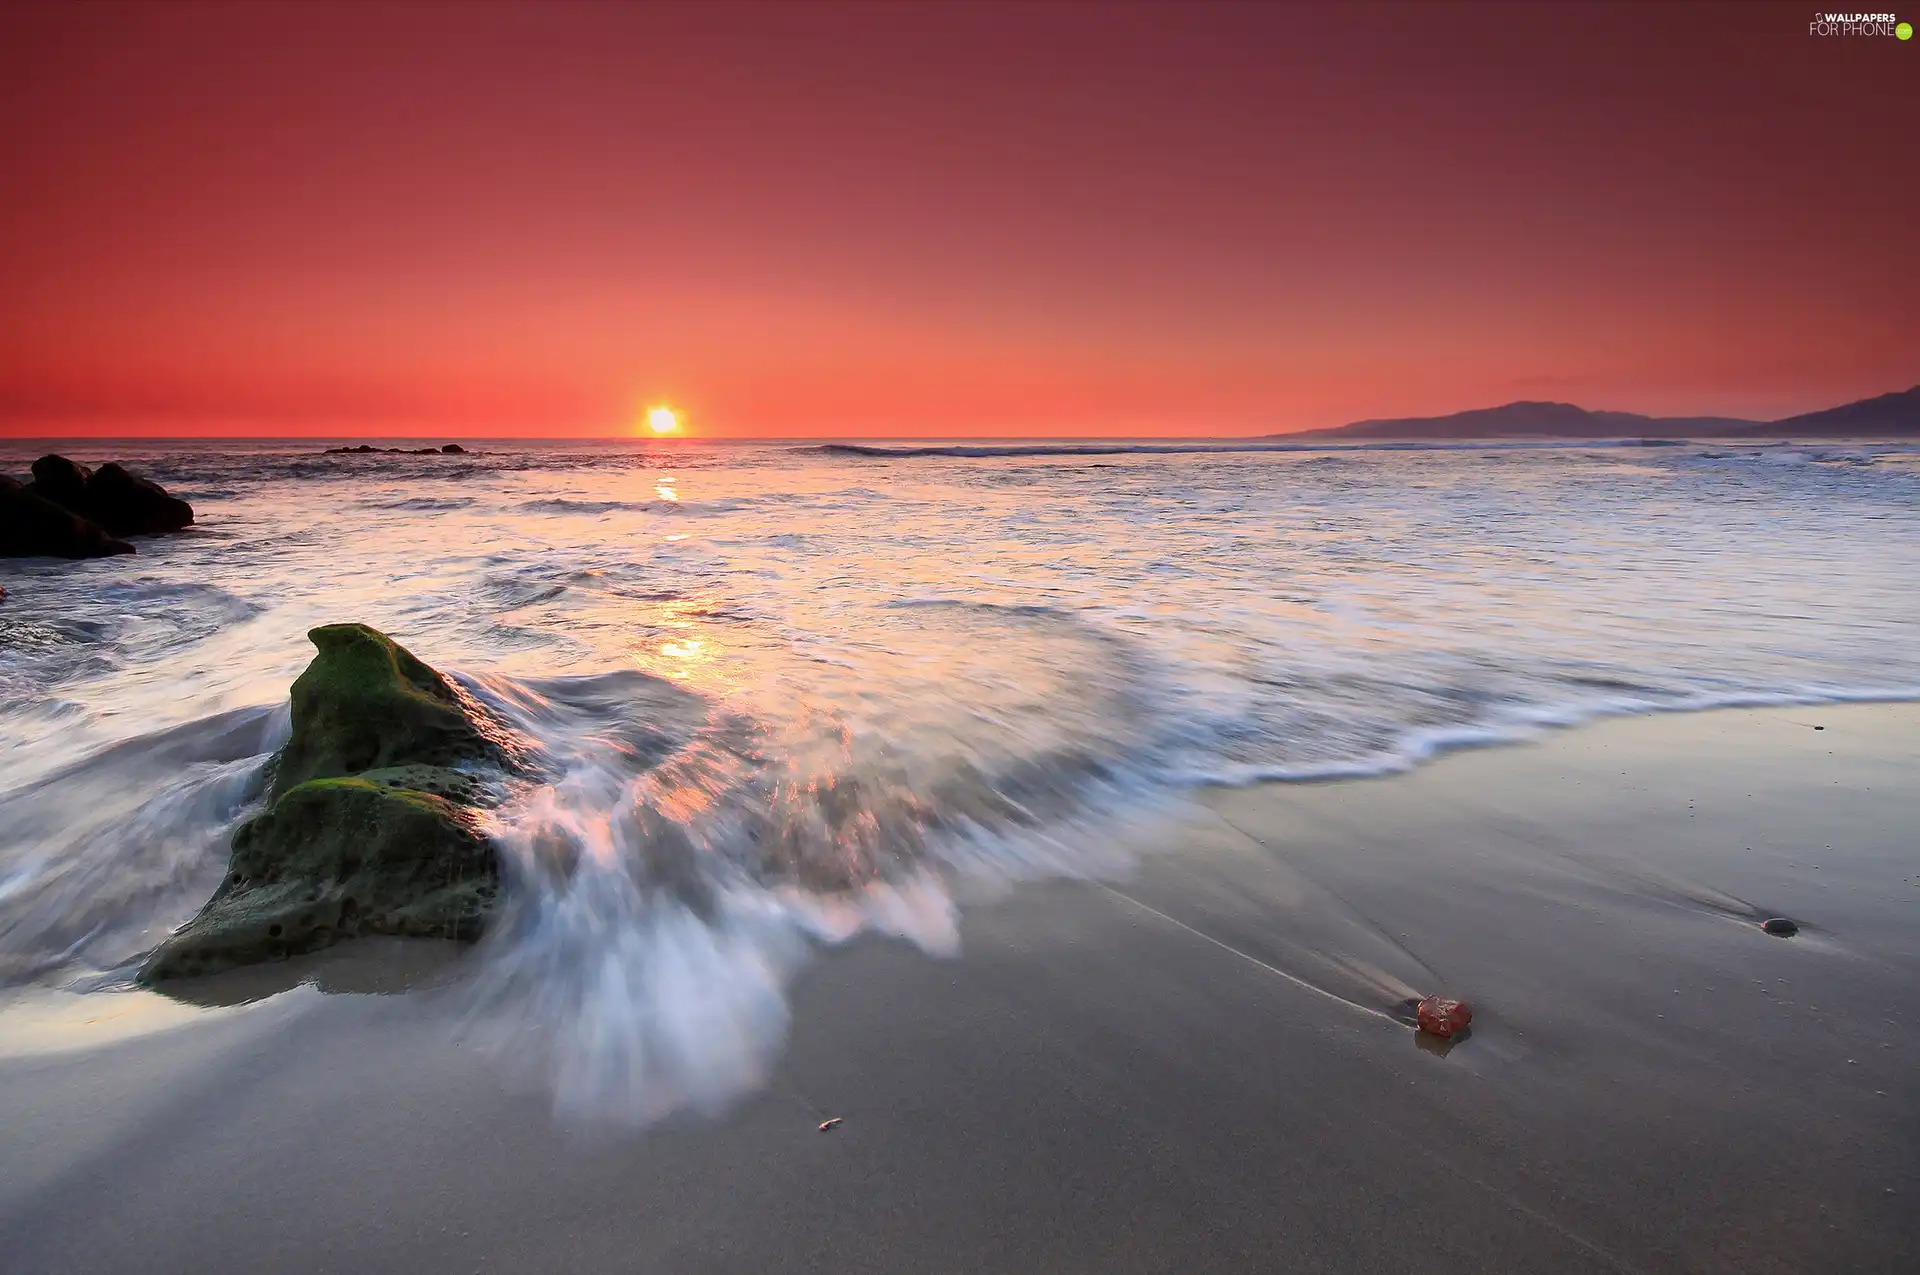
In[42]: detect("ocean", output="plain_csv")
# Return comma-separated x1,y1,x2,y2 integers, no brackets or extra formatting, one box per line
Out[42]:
3,436,1917,1120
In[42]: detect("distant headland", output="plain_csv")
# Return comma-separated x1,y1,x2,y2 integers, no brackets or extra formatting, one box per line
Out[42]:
1273,386,1920,442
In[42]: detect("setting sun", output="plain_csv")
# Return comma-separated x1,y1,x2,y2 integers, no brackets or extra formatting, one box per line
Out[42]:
646,405,681,434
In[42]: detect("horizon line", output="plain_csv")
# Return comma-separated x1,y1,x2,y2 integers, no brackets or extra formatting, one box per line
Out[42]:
3,383,1912,444
7,383,1915,442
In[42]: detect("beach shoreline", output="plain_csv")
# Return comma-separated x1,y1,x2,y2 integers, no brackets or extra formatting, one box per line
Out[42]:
3,702,1916,1273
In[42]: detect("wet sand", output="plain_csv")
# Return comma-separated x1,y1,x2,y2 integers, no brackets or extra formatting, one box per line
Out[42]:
2,704,1916,1273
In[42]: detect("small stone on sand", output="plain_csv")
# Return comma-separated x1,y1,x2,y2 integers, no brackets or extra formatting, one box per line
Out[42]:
1415,995,1473,1039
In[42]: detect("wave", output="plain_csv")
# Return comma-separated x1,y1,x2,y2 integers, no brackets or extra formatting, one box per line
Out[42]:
348,660,1920,1127
0,583,260,723
0,706,284,985
357,495,478,512
513,496,750,517
6,630,1919,1129
810,442,1291,458
1691,443,1920,465
445,603,1181,1127
515,498,636,515
804,439,1742,460
1179,682,1920,787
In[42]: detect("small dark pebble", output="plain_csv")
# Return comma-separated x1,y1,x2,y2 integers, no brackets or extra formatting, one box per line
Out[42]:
1813,725,1825,731
1762,917,1799,937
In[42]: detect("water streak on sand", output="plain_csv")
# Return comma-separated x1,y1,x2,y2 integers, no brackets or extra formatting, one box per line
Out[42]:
1096,884,1408,1024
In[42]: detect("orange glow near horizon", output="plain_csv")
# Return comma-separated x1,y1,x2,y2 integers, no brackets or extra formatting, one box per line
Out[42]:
0,3,1913,440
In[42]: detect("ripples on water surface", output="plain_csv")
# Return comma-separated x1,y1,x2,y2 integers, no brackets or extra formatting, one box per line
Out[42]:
2,437,1917,1120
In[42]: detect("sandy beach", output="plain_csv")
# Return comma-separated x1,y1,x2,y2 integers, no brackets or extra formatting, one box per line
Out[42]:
2,702,1915,1274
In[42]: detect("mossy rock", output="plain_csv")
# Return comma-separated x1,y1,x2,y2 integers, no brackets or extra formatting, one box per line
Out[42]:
269,623,506,800
141,778,498,981
141,625,518,984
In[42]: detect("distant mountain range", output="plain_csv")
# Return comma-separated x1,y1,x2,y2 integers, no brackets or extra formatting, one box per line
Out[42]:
1273,386,1920,441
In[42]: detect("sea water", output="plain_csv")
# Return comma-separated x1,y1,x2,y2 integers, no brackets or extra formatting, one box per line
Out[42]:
3,437,1916,1119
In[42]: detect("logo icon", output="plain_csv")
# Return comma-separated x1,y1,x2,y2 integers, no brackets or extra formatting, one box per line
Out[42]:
1809,11,1908,35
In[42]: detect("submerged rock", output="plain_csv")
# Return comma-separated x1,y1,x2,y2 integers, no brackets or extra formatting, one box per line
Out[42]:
141,624,519,982
0,474,137,559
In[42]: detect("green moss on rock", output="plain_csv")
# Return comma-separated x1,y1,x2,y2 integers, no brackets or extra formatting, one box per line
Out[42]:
270,623,501,800
142,777,498,980
141,625,514,984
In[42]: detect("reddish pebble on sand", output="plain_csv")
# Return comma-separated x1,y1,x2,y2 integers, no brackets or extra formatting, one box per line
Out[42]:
1416,996,1473,1038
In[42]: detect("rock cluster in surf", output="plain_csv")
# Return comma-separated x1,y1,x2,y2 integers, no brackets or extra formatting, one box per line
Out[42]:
324,443,470,455
140,623,522,982
0,454,193,559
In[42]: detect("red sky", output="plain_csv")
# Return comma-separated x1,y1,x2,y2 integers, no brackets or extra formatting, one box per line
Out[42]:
1,1,1914,438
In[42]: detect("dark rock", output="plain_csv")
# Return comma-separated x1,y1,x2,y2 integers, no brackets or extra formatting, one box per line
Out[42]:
29,454,92,509
84,462,194,535
323,443,472,456
0,474,137,559
1762,917,1799,937
141,624,522,982
24,454,192,537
